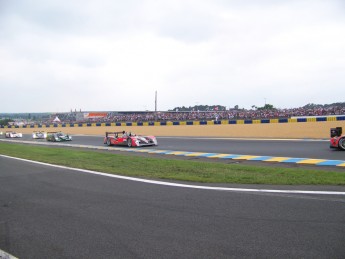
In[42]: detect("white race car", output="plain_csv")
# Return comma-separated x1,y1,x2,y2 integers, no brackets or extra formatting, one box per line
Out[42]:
5,131,23,138
32,131,47,139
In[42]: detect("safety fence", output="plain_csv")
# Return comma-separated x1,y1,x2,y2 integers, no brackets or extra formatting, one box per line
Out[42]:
2,115,345,129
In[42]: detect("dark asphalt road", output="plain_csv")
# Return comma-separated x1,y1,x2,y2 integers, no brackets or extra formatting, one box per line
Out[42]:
4,134,345,161
1,156,345,258
156,137,343,160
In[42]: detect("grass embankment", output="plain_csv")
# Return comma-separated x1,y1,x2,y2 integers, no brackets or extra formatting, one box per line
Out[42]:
0,142,344,185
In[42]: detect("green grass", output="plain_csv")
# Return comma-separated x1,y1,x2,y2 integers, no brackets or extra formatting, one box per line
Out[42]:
0,142,344,185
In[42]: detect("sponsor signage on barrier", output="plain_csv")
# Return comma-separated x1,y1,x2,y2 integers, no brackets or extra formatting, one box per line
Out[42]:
83,112,108,119
1,116,345,128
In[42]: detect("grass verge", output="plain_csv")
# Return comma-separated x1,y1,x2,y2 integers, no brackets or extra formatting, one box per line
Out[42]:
0,142,344,185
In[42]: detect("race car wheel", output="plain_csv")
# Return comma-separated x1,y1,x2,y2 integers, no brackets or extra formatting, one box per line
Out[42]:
339,138,345,150
127,138,132,147
106,138,112,146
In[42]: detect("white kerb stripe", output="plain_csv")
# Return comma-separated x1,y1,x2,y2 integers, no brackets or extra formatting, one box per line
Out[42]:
1,154,345,196
0,249,18,259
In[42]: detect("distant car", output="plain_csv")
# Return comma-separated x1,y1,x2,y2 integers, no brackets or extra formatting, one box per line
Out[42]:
330,127,345,150
104,131,158,147
46,131,72,142
32,131,47,139
5,131,23,138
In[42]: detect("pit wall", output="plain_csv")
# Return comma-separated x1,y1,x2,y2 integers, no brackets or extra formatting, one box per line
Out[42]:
2,116,345,139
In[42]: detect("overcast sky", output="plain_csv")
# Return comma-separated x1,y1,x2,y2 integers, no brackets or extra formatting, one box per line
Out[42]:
1,0,344,113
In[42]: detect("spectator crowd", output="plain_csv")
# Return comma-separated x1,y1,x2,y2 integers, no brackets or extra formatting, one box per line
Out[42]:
46,105,345,124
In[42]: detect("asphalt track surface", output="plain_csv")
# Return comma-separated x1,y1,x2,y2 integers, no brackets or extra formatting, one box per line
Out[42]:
1,156,345,259
3,134,345,161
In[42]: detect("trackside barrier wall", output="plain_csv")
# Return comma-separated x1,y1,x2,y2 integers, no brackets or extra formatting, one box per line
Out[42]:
2,115,345,129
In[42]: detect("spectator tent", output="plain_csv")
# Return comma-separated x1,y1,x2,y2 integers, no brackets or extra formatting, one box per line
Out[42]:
53,116,61,123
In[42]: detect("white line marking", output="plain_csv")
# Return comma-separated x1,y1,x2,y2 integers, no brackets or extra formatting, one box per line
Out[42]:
28,135,328,142
0,249,18,259
1,154,345,196
158,136,328,142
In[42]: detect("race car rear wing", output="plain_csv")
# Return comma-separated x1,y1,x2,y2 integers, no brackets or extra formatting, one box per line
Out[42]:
330,127,342,137
105,131,125,137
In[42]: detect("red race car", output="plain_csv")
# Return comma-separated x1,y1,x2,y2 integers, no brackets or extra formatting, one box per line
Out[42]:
330,127,345,150
104,131,158,147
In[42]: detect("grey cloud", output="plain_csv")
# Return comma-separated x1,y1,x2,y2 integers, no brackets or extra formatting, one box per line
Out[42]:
1,0,344,112
153,7,220,43
0,0,146,36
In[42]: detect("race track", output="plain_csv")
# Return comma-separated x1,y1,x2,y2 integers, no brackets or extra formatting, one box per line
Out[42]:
1,134,345,258
1,155,345,258
3,134,344,162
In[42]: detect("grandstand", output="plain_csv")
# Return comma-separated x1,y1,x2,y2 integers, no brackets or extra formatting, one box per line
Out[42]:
1,104,345,126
